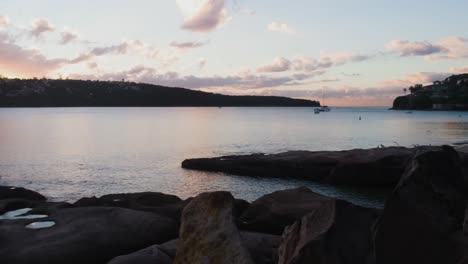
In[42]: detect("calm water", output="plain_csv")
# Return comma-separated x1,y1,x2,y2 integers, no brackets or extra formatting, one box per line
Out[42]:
1,107,468,208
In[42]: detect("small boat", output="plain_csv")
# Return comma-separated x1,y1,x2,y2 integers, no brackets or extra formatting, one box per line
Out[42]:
314,108,321,114
320,106,331,112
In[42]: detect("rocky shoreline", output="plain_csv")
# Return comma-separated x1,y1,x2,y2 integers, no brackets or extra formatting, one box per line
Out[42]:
0,146,467,263
182,145,468,188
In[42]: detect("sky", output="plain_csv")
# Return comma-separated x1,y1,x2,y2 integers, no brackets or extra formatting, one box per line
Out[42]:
0,0,467,106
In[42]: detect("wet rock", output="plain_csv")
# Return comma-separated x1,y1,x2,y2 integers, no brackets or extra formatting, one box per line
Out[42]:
241,231,281,264
73,192,187,219
0,186,46,201
182,147,416,187
239,187,335,235
374,146,468,264
0,207,178,264
174,191,254,264
278,199,378,264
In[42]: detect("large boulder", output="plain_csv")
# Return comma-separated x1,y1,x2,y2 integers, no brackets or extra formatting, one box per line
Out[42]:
374,146,468,264
73,192,187,219
182,147,416,187
239,187,335,234
174,191,254,264
241,231,282,264
278,200,379,264
0,207,178,264
0,186,46,201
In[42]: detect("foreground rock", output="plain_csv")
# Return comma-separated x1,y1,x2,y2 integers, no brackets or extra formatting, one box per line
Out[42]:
240,187,335,235
277,197,379,264
374,146,468,264
0,207,178,264
174,191,254,264
182,147,418,187
73,192,187,219
107,240,176,264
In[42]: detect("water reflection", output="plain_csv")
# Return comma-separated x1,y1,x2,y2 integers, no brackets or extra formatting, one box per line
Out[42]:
0,107,467,208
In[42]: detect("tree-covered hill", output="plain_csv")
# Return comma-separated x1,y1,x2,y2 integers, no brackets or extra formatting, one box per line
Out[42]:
0,78,320,107
392,73,468,110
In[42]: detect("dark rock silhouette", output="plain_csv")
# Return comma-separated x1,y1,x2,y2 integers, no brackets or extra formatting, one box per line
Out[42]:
239,187,335,235
182,147,417,187
0,78,320,107
373,146,468,264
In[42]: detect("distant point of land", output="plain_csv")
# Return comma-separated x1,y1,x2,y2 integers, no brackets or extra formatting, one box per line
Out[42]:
0,78,320,107
392,73,468,110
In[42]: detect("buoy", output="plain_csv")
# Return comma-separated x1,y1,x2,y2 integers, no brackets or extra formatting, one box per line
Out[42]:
359,116,362,120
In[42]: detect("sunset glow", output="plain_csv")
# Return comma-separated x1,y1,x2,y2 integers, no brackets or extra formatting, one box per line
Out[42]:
0,0,467,106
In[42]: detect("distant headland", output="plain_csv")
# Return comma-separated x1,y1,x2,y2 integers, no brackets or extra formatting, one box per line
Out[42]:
0,78,320,107
392,73,468,110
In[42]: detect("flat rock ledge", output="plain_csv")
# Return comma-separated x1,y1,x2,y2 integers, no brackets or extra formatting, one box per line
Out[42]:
0,145,467,264
182,145,468,187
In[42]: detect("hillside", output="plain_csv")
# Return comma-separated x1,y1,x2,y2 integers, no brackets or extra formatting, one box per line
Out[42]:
0,78,320,107
392,73,468,110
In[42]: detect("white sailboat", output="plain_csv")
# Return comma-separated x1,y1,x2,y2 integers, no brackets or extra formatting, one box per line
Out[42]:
315,88,331,113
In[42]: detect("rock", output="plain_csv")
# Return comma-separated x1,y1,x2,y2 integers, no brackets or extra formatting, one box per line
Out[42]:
241,231,281,264
174,191,254,264
182,147,417,187
0,207,178,264
278,199,378,264
0,198,71,215
107,245,172,264
73,192,187,219
239,187,335,234
374,146,468,264
0,186,46,201
465,207,468,236
107,239,178,264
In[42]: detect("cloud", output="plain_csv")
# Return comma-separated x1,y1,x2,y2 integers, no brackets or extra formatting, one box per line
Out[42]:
449,66,468,74
87,62,98,69
170,41,205,50
67,64,325,89
30,18,55,37
426,37,468,60
385,40,446,56
0,32,66,77
386,37,468,60
59,30,79,45
257,53,371,73
179,0,228,32
69,40,161,63
379,72,451,88
267,22,294,34
0,16,9,28
257,57,292,72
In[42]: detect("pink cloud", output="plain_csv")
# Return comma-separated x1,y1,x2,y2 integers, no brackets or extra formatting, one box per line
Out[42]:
386,37,468,60
180,0,228,32
450,67,468,74
0,16,9,28
386,40,447,56
0,33,66,77
30,18,55,37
